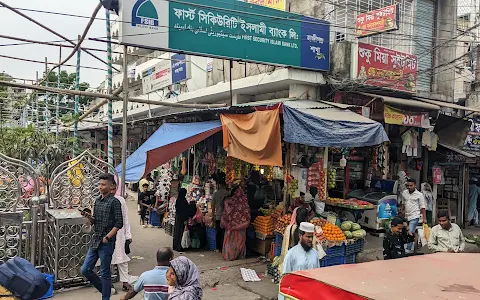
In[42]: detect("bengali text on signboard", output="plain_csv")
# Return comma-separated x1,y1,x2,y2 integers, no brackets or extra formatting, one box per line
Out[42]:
247,0,285,10
384,105,430,128
357,43,417,92
355,4,399,37
120,0,330,71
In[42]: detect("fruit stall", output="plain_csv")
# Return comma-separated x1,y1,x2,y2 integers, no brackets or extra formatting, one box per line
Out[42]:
324,197,375,222
269,215,367,283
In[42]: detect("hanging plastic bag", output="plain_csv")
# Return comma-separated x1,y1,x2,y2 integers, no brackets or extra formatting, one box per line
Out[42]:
181,226,191,249
423,223,431,241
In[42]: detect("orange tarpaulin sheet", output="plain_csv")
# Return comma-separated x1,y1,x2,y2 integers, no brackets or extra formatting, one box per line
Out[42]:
221,109,282,167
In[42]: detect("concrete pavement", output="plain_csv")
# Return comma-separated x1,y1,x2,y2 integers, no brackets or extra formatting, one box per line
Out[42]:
51,190,278,300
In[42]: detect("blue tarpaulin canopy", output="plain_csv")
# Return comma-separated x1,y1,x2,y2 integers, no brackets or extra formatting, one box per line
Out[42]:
116,120,222,182
283,101,389,147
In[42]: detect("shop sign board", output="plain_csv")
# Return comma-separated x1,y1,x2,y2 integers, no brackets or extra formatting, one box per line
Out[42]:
247,0,286,10
383,105,430,128
357,43,417,93
463,119,480,151
334,91,384,121
432,167,443,184
377,198,397,219
355,4,399,37
142,53,191,94
120,0,330,71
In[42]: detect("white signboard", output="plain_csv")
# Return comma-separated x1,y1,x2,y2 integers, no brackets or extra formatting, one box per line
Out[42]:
142,59,172,94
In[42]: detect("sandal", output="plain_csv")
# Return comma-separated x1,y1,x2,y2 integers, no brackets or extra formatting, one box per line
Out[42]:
122,284,132,292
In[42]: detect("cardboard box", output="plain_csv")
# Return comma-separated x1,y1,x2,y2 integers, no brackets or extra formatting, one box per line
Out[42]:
247,238,274,256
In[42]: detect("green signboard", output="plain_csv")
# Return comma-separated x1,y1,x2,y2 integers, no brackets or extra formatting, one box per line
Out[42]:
120,0,330,71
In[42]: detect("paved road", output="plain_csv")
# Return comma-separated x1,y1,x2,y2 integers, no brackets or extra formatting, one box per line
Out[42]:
51,190,278,300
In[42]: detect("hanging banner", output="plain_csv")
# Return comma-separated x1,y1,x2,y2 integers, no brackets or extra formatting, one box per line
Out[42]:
142,53,191,94
357,43,417,92
432,167,443,184
384,105,430,128
355,4,399,37
463,119,480,151
206,57,214,72
247,0,286,11
127,62,137,79
120,0,330,71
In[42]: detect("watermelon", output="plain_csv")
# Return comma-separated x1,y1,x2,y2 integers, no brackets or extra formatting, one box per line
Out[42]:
352,229,366,239
351,223,361,231
340,221,353,231
344,231,353,239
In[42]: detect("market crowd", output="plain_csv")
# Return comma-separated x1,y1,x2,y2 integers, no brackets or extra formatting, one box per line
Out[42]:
80,173,203,300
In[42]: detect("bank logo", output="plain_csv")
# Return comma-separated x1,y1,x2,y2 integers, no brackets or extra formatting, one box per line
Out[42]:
132,0,159,29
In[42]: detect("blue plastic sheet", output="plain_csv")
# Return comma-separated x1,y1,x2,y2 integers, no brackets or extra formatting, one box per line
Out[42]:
283,105,389,147
116,120,222,182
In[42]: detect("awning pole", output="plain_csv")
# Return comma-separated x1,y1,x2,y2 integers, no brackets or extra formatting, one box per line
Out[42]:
121,45,128,196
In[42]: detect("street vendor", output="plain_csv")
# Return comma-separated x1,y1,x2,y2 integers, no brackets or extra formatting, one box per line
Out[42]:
428,211,466,253
383,217,415,260
283,222,320,274
290,193,315,220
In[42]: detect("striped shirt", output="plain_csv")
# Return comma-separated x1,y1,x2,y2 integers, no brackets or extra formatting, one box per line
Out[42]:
134,266,169,300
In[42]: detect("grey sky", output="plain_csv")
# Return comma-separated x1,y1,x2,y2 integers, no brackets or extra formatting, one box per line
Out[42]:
0,0,112,88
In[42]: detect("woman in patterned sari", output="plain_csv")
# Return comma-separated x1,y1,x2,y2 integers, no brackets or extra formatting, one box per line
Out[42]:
221,180,251,261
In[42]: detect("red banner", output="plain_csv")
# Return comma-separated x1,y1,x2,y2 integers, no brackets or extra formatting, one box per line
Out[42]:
355,4,399,37
357,43,417,93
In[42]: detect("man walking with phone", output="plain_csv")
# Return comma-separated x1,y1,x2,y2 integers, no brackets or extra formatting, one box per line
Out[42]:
81,173,124,300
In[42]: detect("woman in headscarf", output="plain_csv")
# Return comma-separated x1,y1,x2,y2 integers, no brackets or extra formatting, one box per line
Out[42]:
221,179,251,261
173,188,189,252
166,256,202,300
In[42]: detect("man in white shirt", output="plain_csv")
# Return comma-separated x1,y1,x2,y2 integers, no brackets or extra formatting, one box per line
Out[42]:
428,211,465,253
401,178,427,253
283,222,320,274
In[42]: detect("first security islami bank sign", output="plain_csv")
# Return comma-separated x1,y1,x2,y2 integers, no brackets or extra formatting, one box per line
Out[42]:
119,0,330,71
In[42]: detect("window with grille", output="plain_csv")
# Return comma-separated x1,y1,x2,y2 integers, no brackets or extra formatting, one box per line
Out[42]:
326,0,415,53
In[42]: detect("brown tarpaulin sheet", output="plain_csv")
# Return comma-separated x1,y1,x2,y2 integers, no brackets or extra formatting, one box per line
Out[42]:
221,109,282,167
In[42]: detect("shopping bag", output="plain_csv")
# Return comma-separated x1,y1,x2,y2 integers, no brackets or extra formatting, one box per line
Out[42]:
423,223,431,241
181,227,191,249
417,227,427,247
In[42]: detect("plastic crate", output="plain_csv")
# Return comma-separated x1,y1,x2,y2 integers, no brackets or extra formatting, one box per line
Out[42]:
39,273,54,299
149,211,161,227
320,255,344,267
345,239,364,256
206,227,216,251
325,244,345,257
344,254,356,264
274,233,283,257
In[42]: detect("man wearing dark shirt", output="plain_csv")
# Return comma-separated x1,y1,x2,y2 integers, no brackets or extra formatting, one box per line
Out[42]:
138,183,155,226
383,217,415,260
81,173,123,300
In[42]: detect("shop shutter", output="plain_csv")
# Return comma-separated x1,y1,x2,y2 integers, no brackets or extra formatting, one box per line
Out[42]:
413,0,435,92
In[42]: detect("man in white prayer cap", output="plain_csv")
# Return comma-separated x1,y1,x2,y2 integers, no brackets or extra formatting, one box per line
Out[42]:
283,222,320,274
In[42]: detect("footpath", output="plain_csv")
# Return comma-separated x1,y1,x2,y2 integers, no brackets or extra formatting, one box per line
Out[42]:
51,190,480,300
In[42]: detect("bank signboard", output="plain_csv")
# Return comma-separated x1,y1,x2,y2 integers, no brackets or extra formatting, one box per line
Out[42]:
119,0,330,71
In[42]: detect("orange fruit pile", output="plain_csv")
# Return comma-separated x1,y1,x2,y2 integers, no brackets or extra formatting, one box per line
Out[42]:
321,223,346,242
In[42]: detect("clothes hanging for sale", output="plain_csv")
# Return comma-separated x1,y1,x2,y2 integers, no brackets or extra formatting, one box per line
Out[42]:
402,129,419,157
421,131,438,151
221,108,283,167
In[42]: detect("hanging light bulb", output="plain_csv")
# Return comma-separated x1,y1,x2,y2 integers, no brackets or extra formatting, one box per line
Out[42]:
339,155,347,168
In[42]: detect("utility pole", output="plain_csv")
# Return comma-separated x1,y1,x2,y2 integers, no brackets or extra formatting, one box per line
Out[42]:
56,46,61,139
74,34,81,150
44,57,49,133
106,10,114,169
121,45,129,196
35,71,39,127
